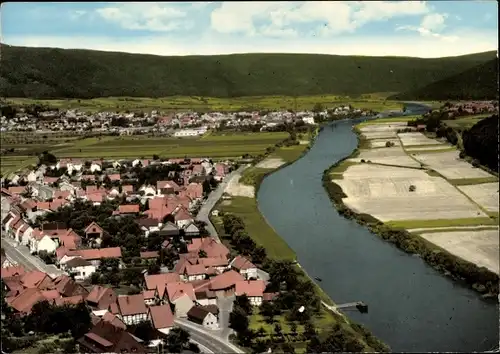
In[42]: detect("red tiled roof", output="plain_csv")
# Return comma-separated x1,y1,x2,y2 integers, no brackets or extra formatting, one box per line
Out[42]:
209,270,244,291
173,207,193,222
231,255,256,271
41,289,61,300
198,256,228,268
149,305,174,330
6,288,46,314
1,266,26,279
86,285,117,310
185,263,206,276
101,311,127,330
84,221,104,234
54,295,85,306
140,251,159,259
78,247,122,260
117,294,147,316
8,186,26,195
118,204,139,214
144,273,181,298
165,282,195,302
235,280,266,298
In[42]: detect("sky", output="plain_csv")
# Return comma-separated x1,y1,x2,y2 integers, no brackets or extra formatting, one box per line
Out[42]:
1,1,498,58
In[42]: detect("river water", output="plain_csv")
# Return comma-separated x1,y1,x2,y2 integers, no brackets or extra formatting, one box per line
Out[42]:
257,104,499,352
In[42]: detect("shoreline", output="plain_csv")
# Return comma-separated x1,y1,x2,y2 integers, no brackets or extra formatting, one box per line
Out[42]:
322,122,499,297
213,125,390,352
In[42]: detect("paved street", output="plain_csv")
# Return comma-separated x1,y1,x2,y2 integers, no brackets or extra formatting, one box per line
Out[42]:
196,165,248,242
174,319,244,354
217,294,236,340
1,236,64,276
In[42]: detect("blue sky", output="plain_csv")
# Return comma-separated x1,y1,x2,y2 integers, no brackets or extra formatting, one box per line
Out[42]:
1,1,498,57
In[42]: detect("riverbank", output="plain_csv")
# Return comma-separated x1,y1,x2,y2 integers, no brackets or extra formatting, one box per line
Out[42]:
211,127,390,352
322,118,499,297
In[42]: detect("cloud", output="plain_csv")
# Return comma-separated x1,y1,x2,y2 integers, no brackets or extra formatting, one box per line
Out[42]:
210,1,430,37
396,12,458,42
95,3,190,32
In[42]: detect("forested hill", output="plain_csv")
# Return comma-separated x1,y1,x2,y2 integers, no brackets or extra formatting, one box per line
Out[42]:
0,44,496,99
389,58,499,101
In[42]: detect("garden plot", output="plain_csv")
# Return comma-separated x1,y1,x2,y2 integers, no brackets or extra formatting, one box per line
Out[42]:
420,230,499,274
411,150,494,180
458,183,500,212
369,138,401,148
348,147,421,168
397,132,443,146
334,164,487,222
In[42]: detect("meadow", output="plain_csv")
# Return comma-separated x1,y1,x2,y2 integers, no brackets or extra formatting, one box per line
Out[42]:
443,114,494,129
0,132,290,175
6,93,404,113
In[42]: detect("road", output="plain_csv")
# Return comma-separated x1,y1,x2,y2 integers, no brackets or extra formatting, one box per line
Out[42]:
196,165,248,242
217,294,235,341
1,236,64,276
174,319,244,354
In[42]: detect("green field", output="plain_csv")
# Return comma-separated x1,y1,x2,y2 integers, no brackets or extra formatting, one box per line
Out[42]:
443,114,494,129
215,196,296,261
385,217,498,229
6,94,404,113
0,132,290,174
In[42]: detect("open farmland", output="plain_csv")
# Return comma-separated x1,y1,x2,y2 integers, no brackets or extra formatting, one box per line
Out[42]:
457,183,500,213
411,150,495,180
50,132,289,159
348,147,421,168
369,138,401,148
397,132,444,146
405,145,456,152
420,230,499,274
357,121,408,139
334,163,487,222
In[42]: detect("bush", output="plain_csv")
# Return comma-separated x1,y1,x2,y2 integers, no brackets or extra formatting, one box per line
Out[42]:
409,185,416,192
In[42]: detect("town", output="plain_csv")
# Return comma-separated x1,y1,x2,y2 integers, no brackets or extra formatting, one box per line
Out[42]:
1,152,328,354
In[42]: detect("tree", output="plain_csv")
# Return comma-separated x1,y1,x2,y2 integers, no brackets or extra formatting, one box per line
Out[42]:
198,249,207,258
38,151,57,166
229,306,250,333
147,262,161,275
165,327,191,353
273,323,282,337
202,179,211,195
281,342,295,353
312,103,324,113
132,321,156,345
234,295,252,315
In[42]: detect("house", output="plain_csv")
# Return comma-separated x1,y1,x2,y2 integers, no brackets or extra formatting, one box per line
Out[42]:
184,264,206,282
115,294,148,325
208,270,245,296
230,255,258,280
142,289,158,306
78,247,122,267
165,282,195,318
158,221,179,238
198,256,229,274
117,204,139,215
139,251,159,261
1,266,25,279
52,274,89,298
86,285,118,310
99,311,127,330
144,273,181,299
136,218,160,237
77,321,146,354
30,232,58,255
183,222,200,237
148,304,175,335
65,257,96,281
139,185,156,197
84,222,104,242
156,180,180,195
194,290,217,306
188,237,230,259
187,306,219,330
89,162,102,173
173,207,193,228
5,288,47,315
235,280,266,306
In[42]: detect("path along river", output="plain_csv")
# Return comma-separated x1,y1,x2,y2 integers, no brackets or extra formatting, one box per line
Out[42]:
257,104,499,352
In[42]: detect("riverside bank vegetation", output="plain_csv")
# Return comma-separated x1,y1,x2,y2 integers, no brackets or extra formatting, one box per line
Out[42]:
322,120,499,297
0,44,495,99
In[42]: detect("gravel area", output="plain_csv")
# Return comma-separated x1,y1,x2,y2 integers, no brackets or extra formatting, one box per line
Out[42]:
256,157,286,169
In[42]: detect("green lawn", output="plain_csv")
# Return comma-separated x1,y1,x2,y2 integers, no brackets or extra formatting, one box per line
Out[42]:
386,217,498,229
216,196,296,261
7,95,403,113
443,114,495,129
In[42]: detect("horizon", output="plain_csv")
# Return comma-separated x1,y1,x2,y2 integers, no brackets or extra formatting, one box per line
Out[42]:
1,1,498,58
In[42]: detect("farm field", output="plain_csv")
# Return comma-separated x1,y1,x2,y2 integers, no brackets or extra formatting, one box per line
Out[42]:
420,230,499,274
348,147,420,168
331,119,500,271
397,132,444,146
410,150,496,180
6,94,404,113
334,164,487,222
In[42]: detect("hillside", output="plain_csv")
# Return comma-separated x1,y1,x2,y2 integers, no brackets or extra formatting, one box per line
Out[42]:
389,58,499,101
0,44,496,99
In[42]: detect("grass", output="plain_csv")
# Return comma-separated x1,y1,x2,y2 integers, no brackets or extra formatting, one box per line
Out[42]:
448,177,499,185
355,115,421,128
216,196,296,261
270,144,309,163
240,167,273,187
443,114,495,129
6,95,404,113
328,160,359,179
411,226,499,234
385,217,498,229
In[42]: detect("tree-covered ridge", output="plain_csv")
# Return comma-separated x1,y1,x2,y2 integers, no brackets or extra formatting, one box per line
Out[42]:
462,115,499,172
0,44,496,99
389,58,499,101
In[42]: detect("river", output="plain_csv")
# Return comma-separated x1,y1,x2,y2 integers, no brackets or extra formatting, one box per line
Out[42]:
257,104,499,352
